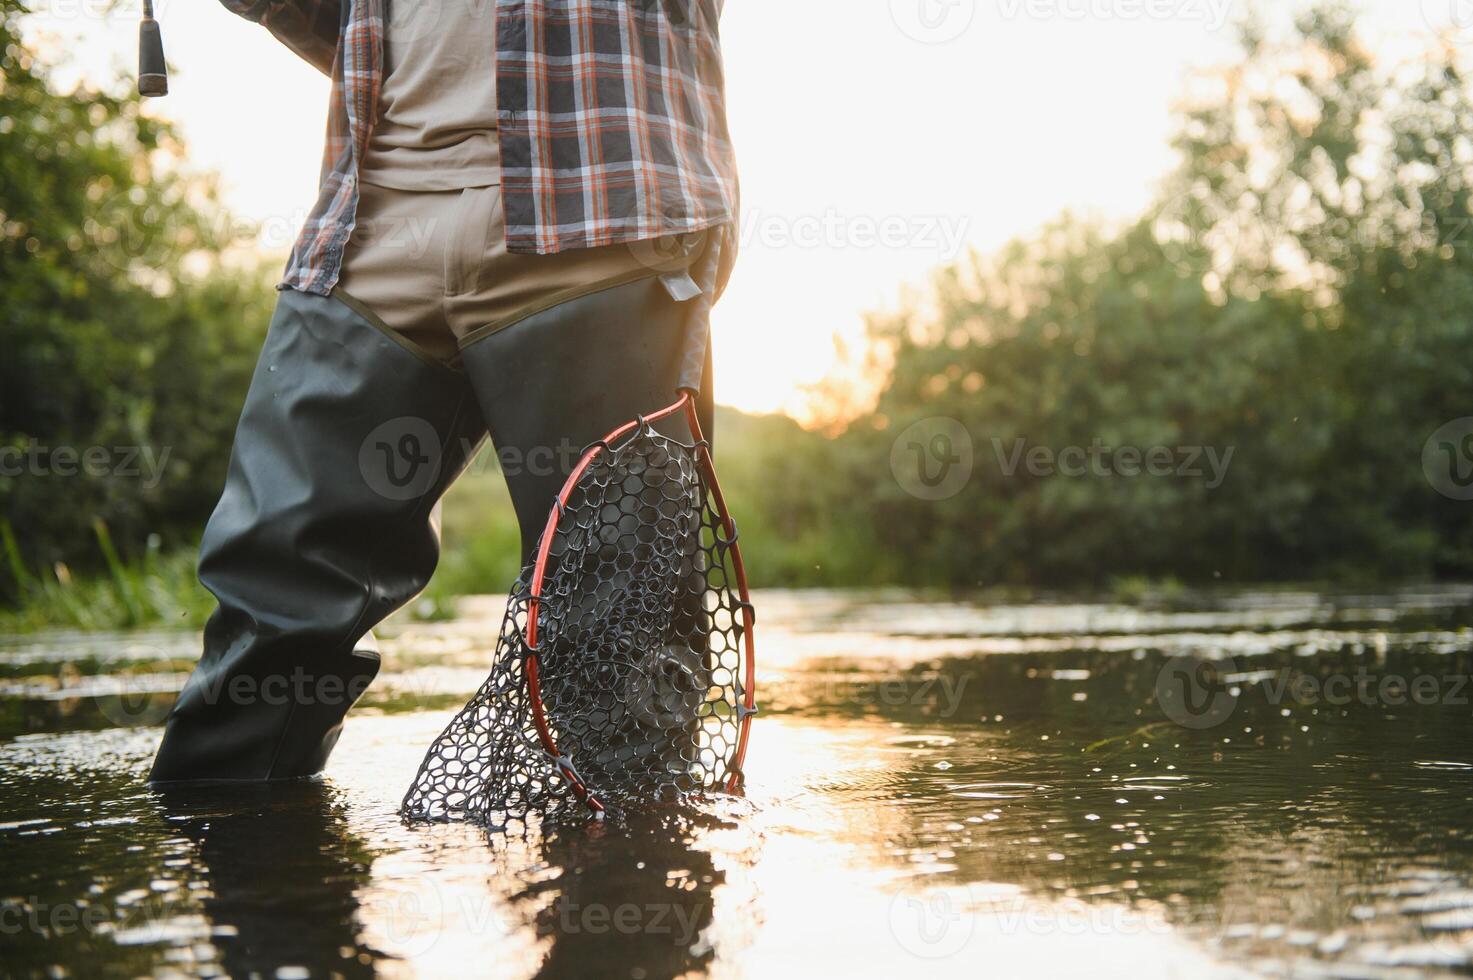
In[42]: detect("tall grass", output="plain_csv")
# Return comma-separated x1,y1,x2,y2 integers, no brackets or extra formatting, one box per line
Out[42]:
0,520,213,633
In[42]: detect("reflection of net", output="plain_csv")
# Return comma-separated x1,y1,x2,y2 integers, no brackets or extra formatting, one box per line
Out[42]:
402,425,753,826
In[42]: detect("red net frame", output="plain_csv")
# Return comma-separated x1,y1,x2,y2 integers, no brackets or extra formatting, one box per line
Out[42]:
525,391,757,815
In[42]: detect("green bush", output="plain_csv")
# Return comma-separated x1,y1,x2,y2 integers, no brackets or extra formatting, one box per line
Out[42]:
829,5,1473,587
1,2,273,599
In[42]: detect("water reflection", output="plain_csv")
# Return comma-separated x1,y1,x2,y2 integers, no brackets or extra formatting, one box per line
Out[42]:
152,782,378,977
510,808,748,978
1,587,1471,976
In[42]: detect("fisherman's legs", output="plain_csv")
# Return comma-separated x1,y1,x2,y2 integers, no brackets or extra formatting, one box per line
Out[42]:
339,184,720,806
148,288,486,782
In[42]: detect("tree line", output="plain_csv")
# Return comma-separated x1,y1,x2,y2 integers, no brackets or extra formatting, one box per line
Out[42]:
4,2,1472,610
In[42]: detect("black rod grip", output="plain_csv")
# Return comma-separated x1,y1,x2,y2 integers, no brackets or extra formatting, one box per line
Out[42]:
139,17,168,97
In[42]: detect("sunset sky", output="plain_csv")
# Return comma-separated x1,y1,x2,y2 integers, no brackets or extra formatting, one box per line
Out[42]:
23,0,1464,419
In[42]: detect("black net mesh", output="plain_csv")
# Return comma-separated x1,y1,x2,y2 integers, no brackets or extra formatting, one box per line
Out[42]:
402,424,753,827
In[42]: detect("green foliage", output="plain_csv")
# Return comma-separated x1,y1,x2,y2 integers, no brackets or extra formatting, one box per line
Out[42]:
0,2,273,598
820,3,1473,588
708,407,899,586
0,519,212,632
419,469,526,620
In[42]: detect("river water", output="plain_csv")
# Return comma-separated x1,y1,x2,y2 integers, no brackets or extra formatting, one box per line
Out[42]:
3,587,1473,978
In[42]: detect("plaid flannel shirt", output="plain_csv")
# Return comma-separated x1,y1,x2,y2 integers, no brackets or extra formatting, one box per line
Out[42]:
223,0,738,295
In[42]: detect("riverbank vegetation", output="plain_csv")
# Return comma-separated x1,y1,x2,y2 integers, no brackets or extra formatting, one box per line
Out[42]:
5,3,1473,630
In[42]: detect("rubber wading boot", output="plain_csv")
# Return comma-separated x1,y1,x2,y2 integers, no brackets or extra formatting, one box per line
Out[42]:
149,289,486,783
459,274,713,564
459,274,715,782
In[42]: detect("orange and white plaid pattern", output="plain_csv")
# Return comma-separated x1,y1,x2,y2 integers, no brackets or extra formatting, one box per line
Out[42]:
222,0,738,295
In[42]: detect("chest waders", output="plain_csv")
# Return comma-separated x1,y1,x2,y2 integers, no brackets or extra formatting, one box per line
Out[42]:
148,272,719,784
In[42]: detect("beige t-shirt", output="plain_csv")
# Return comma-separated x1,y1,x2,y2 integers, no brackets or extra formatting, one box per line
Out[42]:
359,0,500,191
